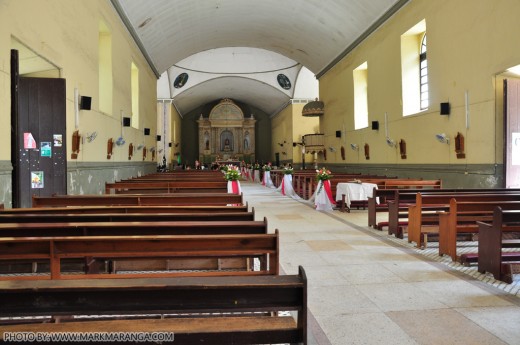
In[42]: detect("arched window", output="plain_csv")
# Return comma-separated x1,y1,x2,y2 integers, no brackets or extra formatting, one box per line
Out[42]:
419,34,428,110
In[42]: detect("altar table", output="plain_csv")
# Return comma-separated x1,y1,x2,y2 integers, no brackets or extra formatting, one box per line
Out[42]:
336,182,378,212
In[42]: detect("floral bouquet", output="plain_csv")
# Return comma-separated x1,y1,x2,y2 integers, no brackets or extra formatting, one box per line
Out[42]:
315,167,333,181
283,167,294,175
253,163,261,170
224,165,241,181
262,164,272,172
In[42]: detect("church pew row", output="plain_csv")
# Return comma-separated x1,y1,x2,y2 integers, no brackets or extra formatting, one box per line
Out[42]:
0,218,267,274
0,231,279,280
402,192,520,244
105,181,228,194
0,204,249,214
433,200,520,261
0,266,307,344
0,211,255,223
385,189,520,238
368,188,520,229
476,208,520,283
32,193,243,207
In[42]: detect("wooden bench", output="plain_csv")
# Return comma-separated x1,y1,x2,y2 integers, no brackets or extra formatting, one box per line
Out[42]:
436,200,520,261
476,208,520,283
0,231,279,280
32,193,243,207
368,187,520,230
0,218,268,274
0,204,249,214
387,189,520,238
0,266,307,344
0,211,256,223
405,193,520,250
105,181,228,194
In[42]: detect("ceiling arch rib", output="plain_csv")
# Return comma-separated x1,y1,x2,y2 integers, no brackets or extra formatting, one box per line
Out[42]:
171,76,291,116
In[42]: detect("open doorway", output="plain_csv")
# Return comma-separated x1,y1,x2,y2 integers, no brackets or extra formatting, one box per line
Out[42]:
502,67,520,188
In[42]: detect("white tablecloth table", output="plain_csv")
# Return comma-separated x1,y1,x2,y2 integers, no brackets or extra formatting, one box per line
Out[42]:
336,182,378,210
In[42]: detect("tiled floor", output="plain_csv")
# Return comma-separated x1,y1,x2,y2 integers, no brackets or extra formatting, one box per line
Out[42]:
240,181,520,345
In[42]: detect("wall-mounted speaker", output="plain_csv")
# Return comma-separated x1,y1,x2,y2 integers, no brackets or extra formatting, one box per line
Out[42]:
156,135,161,141
168,142,172,147
335,130,341,138
371,121,379,130
122,117,131,127
79,96,92,110
144,128,150,135
440,102,450,115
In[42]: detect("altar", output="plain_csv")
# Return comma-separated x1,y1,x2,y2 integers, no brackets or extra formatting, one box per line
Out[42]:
197,99,256,164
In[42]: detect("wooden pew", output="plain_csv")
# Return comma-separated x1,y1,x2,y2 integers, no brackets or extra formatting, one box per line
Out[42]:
477,208,520,283
0,218,268,274
0,204,249,214
386,189,520,238
367,183,443,229
436,200,520,261
0,231,279,280
405,193,520,249
105,181,228,194
0,212,256,223
32,193,243,207
0,266,307,344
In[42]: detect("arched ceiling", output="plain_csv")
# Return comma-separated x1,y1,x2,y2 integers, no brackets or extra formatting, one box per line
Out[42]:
111,0,409,116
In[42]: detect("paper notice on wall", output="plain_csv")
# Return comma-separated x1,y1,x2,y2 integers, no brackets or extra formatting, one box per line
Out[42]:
31,171,44,189
513,133,520,166
41,142,51,157
24,133,37,149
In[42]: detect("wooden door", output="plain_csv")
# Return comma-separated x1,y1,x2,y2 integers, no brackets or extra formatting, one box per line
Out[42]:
14,77,66,207
504,78,520,188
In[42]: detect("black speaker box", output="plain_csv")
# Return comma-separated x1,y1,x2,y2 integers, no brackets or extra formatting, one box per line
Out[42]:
80,96,92,110
156,135,161,141
122,117,131,127
440,102,450,115
371,121,379,130
168,142,172,147
335,130,341,138
144,128,150,135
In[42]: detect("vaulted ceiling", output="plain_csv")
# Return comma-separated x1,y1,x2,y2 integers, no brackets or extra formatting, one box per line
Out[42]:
111,0,409,116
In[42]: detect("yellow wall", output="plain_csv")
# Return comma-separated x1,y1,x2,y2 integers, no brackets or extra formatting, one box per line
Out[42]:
271,102,319,166
318,0,520,166
271,104,293,163
0,0,158,162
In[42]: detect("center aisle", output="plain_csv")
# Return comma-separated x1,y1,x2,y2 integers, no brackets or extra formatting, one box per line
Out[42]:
240,181,520,345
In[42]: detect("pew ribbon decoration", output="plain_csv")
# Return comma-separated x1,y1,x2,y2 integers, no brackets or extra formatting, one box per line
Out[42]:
262,164,275,188
224,165,242,195
314,167,335,211
276,170,301,200
227,180,242,194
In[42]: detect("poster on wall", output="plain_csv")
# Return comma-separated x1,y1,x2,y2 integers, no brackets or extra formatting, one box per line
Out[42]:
53,134,63,147
41,142,52,157
513,133,520,166
31,171,44,189
24,132,37,149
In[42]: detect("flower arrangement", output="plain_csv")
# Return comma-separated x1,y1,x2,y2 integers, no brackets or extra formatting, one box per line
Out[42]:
224,165,241,181
262,164,272,172
220,165,228,172
253,163,261,170
283,167,294,175
315,167,333,181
